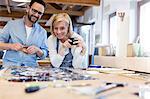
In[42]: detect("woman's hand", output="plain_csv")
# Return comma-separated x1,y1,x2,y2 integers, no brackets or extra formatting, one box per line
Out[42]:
73,38,86,55
59,39,72,56
62,39,72,48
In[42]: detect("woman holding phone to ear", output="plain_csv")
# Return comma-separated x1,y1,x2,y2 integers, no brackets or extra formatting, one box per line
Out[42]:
48,13,87,68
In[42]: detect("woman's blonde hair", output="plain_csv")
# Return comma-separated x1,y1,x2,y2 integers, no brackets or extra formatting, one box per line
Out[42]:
49,13,73,36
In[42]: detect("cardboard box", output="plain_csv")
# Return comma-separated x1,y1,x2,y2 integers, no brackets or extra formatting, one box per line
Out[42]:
98,46,112,56
127,43,140,57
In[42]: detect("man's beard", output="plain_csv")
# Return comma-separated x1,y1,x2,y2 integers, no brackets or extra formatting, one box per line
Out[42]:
28,14,39,23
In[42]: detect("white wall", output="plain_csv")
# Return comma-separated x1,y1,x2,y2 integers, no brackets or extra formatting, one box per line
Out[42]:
102,0,138,57
77,0,138,57
116,12,129,57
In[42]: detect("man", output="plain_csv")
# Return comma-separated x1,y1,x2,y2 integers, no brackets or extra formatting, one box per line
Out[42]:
0,0,48,67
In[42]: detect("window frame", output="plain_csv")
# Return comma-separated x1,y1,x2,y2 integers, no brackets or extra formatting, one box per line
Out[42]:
108,12,117,46
137,0,150,42
137,0,150,55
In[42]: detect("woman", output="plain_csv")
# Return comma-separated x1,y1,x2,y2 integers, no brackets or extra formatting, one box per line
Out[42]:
48,13,87,68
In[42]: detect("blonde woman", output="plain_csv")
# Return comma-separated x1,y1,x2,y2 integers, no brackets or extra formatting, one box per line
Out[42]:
48,13,87,68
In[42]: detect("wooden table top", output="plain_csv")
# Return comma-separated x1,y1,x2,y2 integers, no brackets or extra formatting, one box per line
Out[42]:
0,68,149,99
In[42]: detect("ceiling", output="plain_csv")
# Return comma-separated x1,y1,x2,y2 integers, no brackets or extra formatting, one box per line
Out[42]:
0,0,100,29
0,0,100,19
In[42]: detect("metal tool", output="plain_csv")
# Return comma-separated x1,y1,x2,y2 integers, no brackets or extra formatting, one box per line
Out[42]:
25,85,48,93
25,83,91,93
95,82,127,95
95,91,121,99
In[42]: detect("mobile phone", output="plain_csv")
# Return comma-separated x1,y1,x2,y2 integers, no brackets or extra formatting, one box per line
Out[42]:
69,38,78,45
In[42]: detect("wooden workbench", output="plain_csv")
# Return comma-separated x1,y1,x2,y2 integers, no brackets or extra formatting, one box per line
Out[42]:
0,58,51,66
0,68,148,99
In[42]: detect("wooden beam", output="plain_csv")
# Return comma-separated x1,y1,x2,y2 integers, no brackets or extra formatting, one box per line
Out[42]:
81,6,91,12
45,8,84,16
0,10,51,20
0,10,24,18
0,8,83,19
45,4,84,16
46,4,57,10
44,0,100,6
0,10,77,21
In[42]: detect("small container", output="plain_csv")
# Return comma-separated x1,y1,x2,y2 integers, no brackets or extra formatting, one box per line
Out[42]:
139,85,150,99
88,65,102,68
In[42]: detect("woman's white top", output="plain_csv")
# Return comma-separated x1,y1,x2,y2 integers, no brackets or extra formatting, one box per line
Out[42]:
48,32,87,68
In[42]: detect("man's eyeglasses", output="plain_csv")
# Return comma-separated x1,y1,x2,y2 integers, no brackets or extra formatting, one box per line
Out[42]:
30,8,43,15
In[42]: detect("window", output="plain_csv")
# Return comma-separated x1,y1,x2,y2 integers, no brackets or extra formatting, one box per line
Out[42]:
109,12,117,48
138,0,150,56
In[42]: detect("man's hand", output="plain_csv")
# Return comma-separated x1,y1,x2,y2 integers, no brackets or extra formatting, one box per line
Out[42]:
26,45,43,57
26,45,40,54
10,43,24,51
